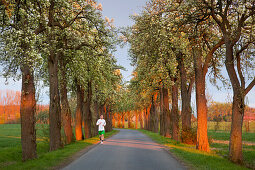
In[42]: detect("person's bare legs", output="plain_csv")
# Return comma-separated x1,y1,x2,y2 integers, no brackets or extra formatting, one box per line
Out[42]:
101,134,104,142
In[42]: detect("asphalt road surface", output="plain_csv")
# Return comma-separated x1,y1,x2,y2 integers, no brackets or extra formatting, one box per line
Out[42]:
62,129,186,170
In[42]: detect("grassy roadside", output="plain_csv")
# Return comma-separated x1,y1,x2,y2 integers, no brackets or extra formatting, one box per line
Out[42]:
138,129,249,170
0,129,118,170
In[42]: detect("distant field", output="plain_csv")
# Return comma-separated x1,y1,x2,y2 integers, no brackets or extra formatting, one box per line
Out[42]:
207,121,255,133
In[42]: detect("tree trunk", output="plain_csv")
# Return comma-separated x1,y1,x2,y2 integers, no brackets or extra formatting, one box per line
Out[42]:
194,47,209,152
127,111,132,128
135,110,138,129
139,110,144,129
229,94,244,163
93,100,99,136
122,113,125,128
75,83,83,141
143,108,147,130
178,54,193,135
147,106,151,130
225,42,245,163
171,80,179,141
117,113,121,128
163,87,171,138
48,53,62,151
84,82,92,139
59,58,73,144
108,111,113,131
20,64,37,161
160,87,165,136
150,94,158,133
112,113,116,128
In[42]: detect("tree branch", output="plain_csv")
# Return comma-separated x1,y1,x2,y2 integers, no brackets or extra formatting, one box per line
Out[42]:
202,38,224,76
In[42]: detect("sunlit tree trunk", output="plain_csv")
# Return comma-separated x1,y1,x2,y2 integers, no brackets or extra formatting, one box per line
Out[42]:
135,110,138,129
59,57,73,144
20,64,37,161
117,113,121,128
160,86,165,136
171,80,179,141
147,106,151,130
163,87,171,138
194,47,209,152
150,94,158,133
139,110,143,129
84,81,92,139
75,82,83,141
122,113,125,128
112,113,116,128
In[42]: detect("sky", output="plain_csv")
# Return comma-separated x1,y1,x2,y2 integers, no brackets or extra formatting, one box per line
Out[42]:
0,0,254,108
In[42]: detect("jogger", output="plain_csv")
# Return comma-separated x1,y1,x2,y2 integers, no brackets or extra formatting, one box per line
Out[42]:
96,115,106,144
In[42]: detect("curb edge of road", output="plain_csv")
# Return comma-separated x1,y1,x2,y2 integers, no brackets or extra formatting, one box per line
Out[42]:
161,145,193,170
138,130,193,170
53,130,120,170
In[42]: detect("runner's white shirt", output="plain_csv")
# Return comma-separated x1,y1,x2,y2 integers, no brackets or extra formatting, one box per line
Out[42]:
96,119,106,131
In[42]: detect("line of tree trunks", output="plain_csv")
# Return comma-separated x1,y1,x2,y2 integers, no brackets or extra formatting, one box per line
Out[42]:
75,82,83,141
48,52,62,151
84,81,92,139
171,79,179,141
20,64,37,161
59,57,73,144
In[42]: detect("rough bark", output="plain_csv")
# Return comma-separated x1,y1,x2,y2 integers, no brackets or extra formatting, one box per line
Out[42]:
59,58,73,144
150,94,158,133
135,110,138,129
127,111,132,128
112,113,116,128
147,107,151,130
194,47,209,152
122,113,125,128
20,64,37,161
178,54,193,135
171,80,179,141
48,53,62,151
75,82,83,141
93,100,99,136
84,82,92,139
160,87,165,136
163,87,171,138
225,41,245,163
139,110,144,129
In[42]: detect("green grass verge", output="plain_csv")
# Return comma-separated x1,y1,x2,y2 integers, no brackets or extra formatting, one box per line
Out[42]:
138,129,250,170
208,130,255,143
0,124,118,170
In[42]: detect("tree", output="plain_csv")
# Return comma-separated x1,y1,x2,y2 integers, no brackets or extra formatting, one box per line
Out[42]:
0,1,42,160
201,0,255,162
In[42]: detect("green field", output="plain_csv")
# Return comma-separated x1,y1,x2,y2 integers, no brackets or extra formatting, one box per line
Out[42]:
0,124,118,170
139,129,254,170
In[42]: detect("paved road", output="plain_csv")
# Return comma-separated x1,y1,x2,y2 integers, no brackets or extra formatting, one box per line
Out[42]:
63,129,186,170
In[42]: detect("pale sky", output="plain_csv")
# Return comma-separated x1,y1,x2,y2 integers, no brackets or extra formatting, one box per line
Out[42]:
0,0,254,108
